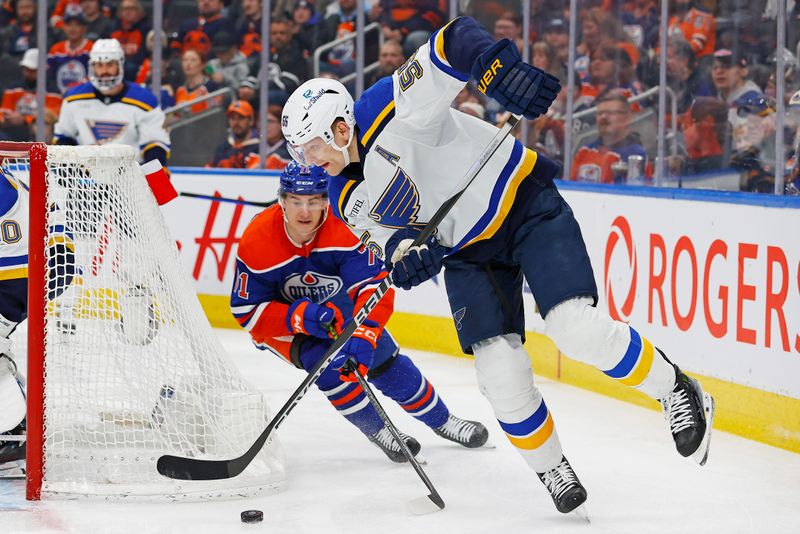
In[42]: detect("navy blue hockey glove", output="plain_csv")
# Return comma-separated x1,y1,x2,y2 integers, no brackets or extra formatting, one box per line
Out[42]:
385,228,446,290
331,320,380,382
471,38,561,120
287,298,344,339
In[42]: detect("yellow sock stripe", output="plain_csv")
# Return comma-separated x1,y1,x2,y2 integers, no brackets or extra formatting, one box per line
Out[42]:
505,413,554,450
619,336,655,387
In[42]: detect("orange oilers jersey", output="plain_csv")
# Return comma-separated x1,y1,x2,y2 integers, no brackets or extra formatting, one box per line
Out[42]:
174,80,220,113
1,88,62,122
47,39,93,94
571,139,652,184
231,204,395,361
668,8,716,58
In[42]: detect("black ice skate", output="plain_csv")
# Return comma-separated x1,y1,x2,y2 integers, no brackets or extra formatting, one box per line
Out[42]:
660,364,715,466
368,426,421,463
433,414,489,448
537,456,588,515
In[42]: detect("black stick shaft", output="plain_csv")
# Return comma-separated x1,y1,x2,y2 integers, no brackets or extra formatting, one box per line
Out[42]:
345,358,445,510
178,191,277,208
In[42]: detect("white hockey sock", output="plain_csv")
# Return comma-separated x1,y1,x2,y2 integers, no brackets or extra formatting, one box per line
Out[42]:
473,334,563,473
545,297,677,400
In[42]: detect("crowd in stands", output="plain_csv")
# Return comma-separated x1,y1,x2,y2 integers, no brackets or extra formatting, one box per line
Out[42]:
0,0,798,191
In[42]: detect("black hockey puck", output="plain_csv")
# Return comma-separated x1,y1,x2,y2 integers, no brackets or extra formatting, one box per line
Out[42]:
241,510,263,523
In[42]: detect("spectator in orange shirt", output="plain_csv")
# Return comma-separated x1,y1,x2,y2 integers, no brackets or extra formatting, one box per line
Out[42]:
236,0,263,61
1,49,62,141
174,48,221,113
178,0,236,58
571,91,651,184
667,0,715,61
681,97,732,175
111,0,150,81
47,12,93,94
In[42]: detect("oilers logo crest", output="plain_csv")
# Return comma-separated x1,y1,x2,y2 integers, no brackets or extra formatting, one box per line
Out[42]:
282,271,343,303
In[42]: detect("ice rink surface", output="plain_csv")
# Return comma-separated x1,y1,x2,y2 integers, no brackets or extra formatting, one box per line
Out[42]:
2,328,799,534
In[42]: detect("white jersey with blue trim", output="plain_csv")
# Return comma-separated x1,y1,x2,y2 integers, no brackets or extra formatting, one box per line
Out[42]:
0,170,74,281
0,171,31,282
329,20,538,260
53,82,171,162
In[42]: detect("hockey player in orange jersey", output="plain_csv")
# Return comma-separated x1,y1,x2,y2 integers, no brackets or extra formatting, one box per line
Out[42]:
231,162,489,462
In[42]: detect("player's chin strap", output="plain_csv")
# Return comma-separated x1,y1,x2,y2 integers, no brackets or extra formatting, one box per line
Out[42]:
335,127,356,167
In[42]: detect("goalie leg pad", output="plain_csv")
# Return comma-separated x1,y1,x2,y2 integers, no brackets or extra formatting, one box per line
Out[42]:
544,297,676,399
473,334,562,472
369,353,449,429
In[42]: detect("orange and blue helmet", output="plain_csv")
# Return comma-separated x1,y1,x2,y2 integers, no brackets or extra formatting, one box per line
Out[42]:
279,161,329,196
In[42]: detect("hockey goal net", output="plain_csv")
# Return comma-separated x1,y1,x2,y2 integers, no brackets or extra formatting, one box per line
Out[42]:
0,142,286,501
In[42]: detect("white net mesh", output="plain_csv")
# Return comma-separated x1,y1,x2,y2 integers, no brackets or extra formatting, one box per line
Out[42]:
2,144,286,500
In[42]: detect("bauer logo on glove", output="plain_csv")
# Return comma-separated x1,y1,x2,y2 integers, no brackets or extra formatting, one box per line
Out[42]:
471,38,561,120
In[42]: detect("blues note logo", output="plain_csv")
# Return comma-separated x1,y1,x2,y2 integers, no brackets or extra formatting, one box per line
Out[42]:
369,167,420,228
88,120,127,144
453,307,466,331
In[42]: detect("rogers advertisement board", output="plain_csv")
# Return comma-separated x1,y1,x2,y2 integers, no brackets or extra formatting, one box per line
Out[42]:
164,170,800,399
565,187,800,399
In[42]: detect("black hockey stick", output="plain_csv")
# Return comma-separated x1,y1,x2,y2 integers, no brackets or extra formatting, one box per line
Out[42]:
156,114,522,481
343,358,445,514
179,191,277,208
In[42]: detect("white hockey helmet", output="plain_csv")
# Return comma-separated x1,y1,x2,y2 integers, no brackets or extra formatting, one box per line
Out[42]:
89,39,125,94
281,78,356,166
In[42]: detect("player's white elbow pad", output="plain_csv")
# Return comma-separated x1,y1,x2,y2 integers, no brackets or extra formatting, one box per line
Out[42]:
544,296,631,370
472,334,539,414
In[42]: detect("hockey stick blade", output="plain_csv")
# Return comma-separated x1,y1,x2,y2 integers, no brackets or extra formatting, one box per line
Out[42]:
407,493,446,515
345,358,445,515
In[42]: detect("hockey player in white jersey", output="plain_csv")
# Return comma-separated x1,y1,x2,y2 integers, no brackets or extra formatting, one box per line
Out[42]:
281,16,715,516
53,39,170,166
0,167,75,469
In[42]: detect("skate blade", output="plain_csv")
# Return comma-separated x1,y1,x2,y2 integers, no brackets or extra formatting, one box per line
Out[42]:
692,393,715,466
415,454,428,466
407,494,445,515
481,438,497,449
572,504,591,523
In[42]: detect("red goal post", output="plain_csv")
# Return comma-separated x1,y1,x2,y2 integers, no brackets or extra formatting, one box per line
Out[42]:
0,142,286,501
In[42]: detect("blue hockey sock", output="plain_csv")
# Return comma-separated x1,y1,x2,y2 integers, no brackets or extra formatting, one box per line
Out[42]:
370,354,449,428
